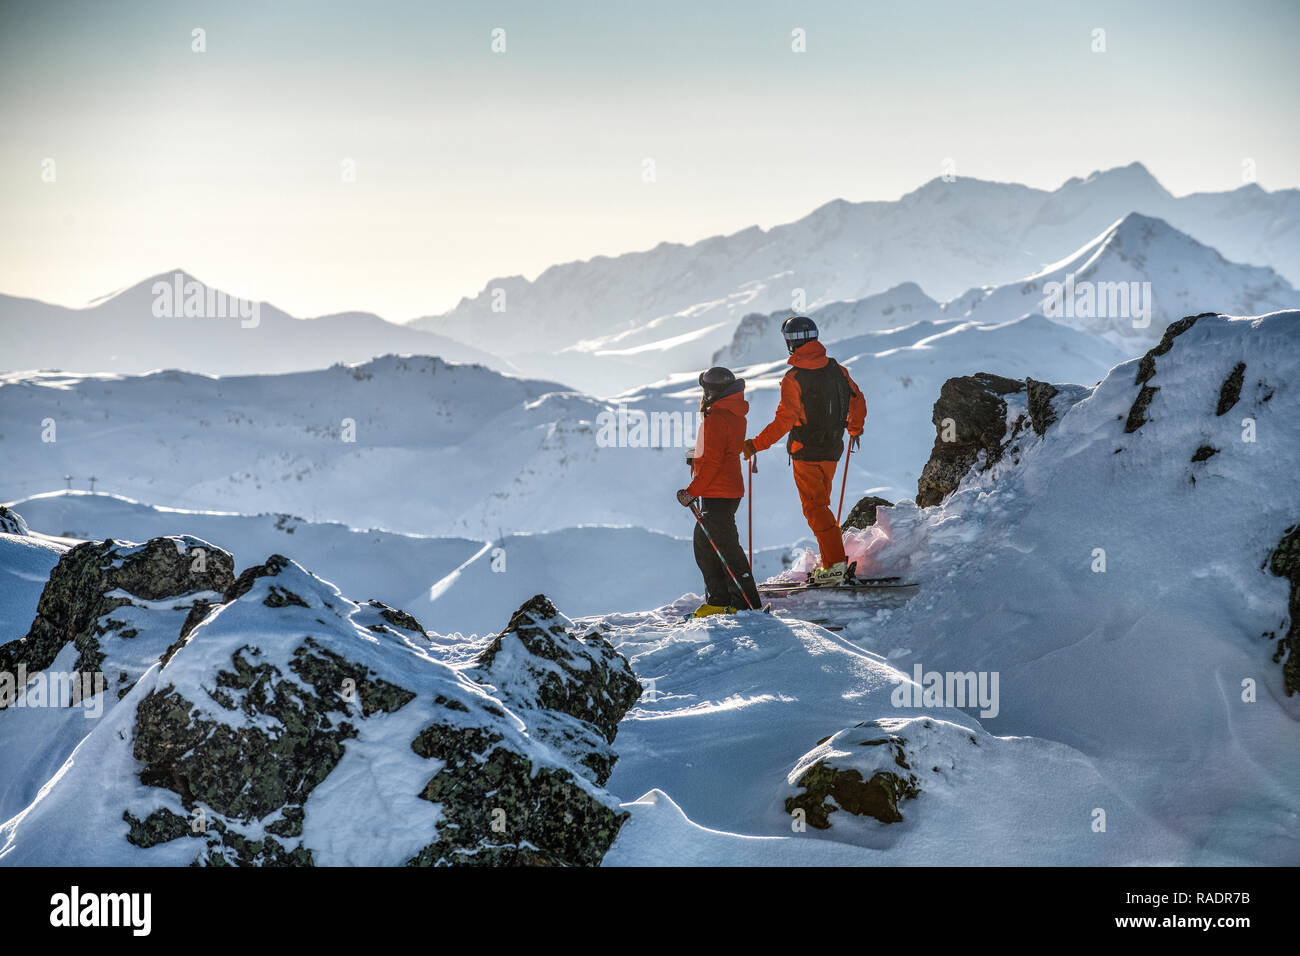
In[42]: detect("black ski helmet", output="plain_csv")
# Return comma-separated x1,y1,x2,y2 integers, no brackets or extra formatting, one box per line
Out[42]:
699,365,736,397
781,315,818,354
698,366,743,407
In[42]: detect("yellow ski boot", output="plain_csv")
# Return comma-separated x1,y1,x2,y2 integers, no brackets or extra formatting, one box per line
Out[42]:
690,603,737,618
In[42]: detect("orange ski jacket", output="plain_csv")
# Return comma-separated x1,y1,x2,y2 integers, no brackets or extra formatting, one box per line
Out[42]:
751,340,867,460
686,389,748,499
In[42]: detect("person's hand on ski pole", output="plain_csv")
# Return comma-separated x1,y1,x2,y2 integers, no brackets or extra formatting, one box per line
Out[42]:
742,439,757,460
676,489,697,508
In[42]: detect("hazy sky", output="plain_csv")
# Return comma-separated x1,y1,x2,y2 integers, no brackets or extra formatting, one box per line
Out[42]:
2,0,1297,319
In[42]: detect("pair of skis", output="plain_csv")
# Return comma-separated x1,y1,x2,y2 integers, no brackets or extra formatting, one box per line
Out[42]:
758,574,919,595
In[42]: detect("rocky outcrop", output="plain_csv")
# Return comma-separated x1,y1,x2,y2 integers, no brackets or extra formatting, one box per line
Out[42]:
1268,524,1300,696
468,594,642,785
916,372,1026,507
1,539,637,867
0,536,235,703
916,339,1219,505
1217,361,1247,416
840,496,894,532
0,506,29,536
784,718,987,831
784,721,928,827
1125,313,1213,433
362,599,425,636
133,637,415,826
1024,378,1060,436
408,721,627,866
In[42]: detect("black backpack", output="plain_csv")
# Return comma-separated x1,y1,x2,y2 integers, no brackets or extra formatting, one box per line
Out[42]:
787,359,851,462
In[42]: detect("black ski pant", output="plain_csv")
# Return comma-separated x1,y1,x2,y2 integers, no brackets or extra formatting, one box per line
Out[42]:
693,497,761,610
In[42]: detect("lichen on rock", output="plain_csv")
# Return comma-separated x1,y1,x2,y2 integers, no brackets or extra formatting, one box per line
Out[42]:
1024,377,1060,436
407,720,627,866
0,535,234,706
785,721,924,827
1125,312,1214,432
1268,524,1300,695
467,594,642,785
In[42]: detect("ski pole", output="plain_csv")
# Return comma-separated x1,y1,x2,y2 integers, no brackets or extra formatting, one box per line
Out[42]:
690,500,757,611
836,443,852,525
747,456,756,572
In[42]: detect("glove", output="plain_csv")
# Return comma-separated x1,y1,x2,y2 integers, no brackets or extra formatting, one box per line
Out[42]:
742,439,757,460
676,489,696,508
850,434,861,453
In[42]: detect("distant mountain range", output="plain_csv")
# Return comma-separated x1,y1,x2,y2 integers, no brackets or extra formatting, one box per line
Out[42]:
3,163,1296,398
0,270,509,377
409,163,1300,387
715,212,1299,366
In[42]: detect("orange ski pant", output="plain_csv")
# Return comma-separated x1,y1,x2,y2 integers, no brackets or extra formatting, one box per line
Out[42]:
792,459,846,567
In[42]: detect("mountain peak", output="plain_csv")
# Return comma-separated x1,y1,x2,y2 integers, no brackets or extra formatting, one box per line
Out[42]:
1062,162,1169,197
1096,211,1210,256
90,269,218,308
1109,210,1175,234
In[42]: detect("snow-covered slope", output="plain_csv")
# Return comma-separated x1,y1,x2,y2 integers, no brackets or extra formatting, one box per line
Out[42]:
0,271,508,377
412,164,1300,387
948,213,1299,347
6,493,809,637
0,355,632,537
602,310,1300,864
3,317,1132,546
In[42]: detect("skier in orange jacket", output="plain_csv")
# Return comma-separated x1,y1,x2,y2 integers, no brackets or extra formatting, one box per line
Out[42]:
742,316,866,585
678,366,763,616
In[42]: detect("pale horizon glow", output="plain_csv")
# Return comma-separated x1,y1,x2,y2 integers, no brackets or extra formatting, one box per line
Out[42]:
2,0,1298,321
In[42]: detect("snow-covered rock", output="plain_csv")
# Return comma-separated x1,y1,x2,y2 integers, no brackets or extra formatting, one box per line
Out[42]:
839,496,894,532
466,594,642,785
0,508,28,537
1269,526,1300,695
1,535,234,704
0,539,639,865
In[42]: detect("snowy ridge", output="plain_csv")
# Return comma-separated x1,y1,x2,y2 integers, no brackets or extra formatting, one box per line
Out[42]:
951,213,1299,345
